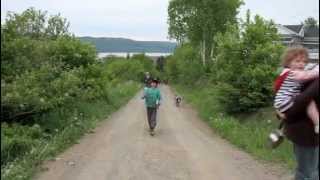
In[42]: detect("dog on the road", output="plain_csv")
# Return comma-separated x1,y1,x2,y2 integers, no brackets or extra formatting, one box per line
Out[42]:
175,95,182,107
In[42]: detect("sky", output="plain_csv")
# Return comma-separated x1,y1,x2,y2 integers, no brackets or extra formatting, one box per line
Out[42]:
1,0,319,41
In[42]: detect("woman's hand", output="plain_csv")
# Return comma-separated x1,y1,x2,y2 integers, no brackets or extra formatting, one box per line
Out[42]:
292,70,319,82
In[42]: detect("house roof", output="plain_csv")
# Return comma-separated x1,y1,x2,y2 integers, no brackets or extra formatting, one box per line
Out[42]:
284,25,304,34
276,24,299,35
278,24,319,38
304,26,319,37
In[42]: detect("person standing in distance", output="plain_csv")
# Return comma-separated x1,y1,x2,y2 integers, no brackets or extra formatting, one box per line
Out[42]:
142,79,161,136
144,72,152,88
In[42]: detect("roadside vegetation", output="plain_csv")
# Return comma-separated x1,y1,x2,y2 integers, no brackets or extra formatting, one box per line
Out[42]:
1,8,155,180
166,0,296,170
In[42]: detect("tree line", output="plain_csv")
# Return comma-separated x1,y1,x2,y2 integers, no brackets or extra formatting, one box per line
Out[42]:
166,0,285,113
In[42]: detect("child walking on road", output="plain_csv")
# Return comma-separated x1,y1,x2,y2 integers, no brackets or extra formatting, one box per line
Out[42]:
142,79,161,136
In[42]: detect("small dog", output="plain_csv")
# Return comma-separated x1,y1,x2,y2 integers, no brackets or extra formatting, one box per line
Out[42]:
175,96,182,107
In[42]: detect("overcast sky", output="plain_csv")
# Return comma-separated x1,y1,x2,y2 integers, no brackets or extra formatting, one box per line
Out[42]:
1,0,319,41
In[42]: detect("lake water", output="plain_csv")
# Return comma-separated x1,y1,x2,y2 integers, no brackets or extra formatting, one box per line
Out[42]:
98,52,172,58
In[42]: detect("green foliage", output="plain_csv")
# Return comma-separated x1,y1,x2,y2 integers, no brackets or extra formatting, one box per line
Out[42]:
1,37,49,79
1,123,44,167
156,56,165,72
2,64,81,121
174,85,295,170
100,54,157,83
168,0,242,43
46,14,70,39
165,44,204,85
1,37,96,81
1,8,92,79
1,8,156,177
165,6,292,173
2,7,70,40
48,37,97,68
168,0,243,65
303,17,319,27
1,82,141,180
1,8,99,122
212,15,284,113
209,113,294,169
131,54,155,73
166,14,284,114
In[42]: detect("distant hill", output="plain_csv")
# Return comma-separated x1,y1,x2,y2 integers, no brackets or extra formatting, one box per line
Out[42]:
78,37,177,53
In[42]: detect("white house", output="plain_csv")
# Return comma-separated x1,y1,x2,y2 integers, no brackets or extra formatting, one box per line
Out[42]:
276,24,319,63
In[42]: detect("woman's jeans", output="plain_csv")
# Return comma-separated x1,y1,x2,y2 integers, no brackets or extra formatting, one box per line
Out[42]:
294,143,319,180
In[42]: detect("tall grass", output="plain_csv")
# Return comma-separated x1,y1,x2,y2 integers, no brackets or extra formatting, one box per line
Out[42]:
1,81,141,180
174,84,295,170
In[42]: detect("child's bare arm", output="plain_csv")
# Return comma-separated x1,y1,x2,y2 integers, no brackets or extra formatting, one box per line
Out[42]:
292,70,319,82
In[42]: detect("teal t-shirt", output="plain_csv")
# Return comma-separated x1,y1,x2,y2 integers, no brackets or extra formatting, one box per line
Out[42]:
144,87,161,107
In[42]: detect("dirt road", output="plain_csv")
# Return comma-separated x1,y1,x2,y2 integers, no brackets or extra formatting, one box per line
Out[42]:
35,85,291,180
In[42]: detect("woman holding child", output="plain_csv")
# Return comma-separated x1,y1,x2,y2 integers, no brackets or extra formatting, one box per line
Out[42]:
274,46,319,180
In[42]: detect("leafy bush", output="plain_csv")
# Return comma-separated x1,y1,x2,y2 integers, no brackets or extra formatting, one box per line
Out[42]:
103,55,159,83
212,15,284,113
48,37,97,68
1,8,98,122
2,7,69,40
1,8,156,171
166,15,284,114
165,44,204,85
2,64,83,121
1,123,44,167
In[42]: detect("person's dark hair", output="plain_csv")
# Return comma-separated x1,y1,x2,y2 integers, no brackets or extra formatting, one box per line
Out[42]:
151,79,158,84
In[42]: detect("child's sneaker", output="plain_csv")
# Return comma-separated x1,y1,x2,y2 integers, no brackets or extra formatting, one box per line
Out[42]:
315,124,319,134
268,128,284,149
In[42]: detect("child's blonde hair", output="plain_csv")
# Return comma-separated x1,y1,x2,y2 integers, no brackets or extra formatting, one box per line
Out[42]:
281,46,309,68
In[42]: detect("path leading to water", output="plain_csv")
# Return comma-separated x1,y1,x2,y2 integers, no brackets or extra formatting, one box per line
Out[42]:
35,85,291,180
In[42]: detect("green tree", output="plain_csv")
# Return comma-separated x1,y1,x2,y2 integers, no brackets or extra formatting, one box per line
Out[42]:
165,43,204,85
1,8,96,122
303,17,319,27
2,8,47,40
213,14,284,113
46,13,70,39
1,7,73,80
2,7,70,40
168,0,242,67
156,56,165,72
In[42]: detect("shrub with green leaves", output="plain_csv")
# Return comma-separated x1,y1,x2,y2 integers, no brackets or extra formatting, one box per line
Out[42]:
165,14,284,114
165,44,204,85
212,15,284,113
1,8,157,178
1,123,44,167
1,8,98,122
2,64,82,121
48,37,97,68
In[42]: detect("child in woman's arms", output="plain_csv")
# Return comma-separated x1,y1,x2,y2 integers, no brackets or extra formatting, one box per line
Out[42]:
274,47,319,133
